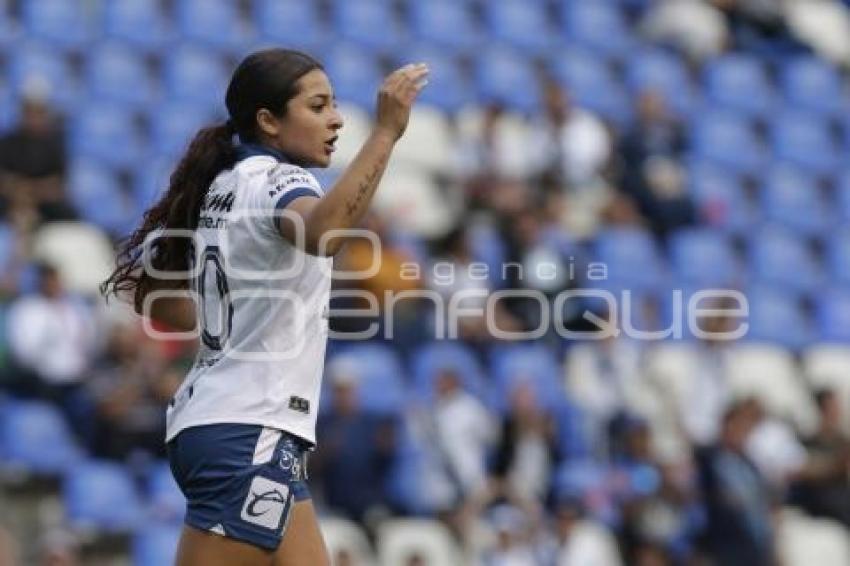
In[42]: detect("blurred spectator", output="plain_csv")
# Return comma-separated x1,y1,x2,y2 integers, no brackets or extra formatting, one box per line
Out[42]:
711,0,796,53
491,382,559,510
696,401,777,566
481,504,541,566
313,358,397,524
791,389,850,527
618,91,694,239
784,0,850,66
0,86,74,227
5,263,98,436
551,499,623,566
86,321,179,460
641,0,729,61
744,398,807,493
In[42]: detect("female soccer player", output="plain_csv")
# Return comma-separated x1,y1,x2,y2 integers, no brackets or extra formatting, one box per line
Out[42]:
101,49,428,565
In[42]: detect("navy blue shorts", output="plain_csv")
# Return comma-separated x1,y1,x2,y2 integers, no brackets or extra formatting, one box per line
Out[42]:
167,424,312,551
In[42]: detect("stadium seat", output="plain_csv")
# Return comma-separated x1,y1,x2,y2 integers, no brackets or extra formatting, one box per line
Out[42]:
625,48,695,117
814,289,850,343
391,106,454,171
484,0,558,56
377,519,463,565
778,509,850,566
64,460,143,533
372,163,455,237
320,518,375,565
549,48,631,126
31,221,116,296
133,157,177,208
837,171,850,225
409,0,481,53
72,103,144,169
325,344,406,416
86,42,157,109
132,525,181,566
687,162,756,233
69,160,138,235
475,48,542,114
726,344,817,431
147,462,185,523
760,164,831,236
103,0,172,52
331,0,405,53
704,55,776,117
0,1,18,49
780,57,846,117
454,106,536,178
23,0,91,51
174,0,253,55
825,227,850,286
397,45,471,113
148,102,215,160
467,221,509,289
748,226,822,294
162,45,229,110
668,229,740,287
690,111,765,176
743,286,814,352
0,400,81,475
593,227,665,291
8,42,77,109
254,0,325,51
770,112,841,176
561,1,635,57
323,45,383,110
489,344,565,412
0,223,16,276
802,345,850,432
410,341,488,405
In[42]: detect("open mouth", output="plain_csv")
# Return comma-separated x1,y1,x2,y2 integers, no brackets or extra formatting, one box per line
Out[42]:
324,136,338,154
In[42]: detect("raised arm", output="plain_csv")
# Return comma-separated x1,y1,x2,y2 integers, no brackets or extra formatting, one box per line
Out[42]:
279,63,429,256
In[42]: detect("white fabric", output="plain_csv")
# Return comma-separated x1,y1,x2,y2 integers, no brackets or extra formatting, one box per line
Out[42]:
434,391,497,495
557,520,623,566
166,155,333,444
527,109,612,187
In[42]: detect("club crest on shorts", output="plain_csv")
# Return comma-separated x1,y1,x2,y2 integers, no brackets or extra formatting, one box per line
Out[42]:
240,476,290,530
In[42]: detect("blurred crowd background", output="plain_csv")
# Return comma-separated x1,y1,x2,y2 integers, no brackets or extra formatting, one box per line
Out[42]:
1,0,850,564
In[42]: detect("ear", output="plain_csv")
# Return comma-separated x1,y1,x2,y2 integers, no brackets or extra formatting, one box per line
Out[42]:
255,108,279,138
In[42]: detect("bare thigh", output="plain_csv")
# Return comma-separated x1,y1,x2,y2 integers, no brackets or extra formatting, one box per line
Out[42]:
173,500,329,566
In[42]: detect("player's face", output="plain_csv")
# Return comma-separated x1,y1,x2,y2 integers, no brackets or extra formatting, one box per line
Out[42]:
273,69,344,168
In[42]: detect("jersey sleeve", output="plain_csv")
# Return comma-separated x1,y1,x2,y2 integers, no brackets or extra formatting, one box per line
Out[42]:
249,163,324,236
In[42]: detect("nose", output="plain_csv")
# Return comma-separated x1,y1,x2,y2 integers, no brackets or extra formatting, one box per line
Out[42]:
329,107,344,131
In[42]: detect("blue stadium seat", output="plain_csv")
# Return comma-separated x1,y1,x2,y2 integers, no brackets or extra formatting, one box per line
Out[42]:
332,0,405,53
836,171,850,225
467,223,508,289
484,0,558,56
475,48,541,114
147,462,185,523
550,48,631,125
163,45,229,110
625,49,694,117
561,1,634,57
325,344,406,415
8,43,77,109
133,158,176,208
0,85,16,133
780,57,845,116
322,45,383,109
148,102,215,160
254,0,324,51
133,525,181,566
64,460,143,532
691,111,765,176
825,227,850,286
71,104,143,169
69,160,138,234
704,55,776,117
745,286,812,349
761,164,830,236
0,223,15,276
103,0,172,52
397,45,471,113
688,162,756,233
409,0,482,53
0,400,81,475
23,0,91,51
0,2,19,49
489,344,565,412
593,227,665,291
669,229,739,287
815,289,850,343
86,42,157,109
410,342,488,405
770,111,841,176
748,226,822,294
175,0,252,55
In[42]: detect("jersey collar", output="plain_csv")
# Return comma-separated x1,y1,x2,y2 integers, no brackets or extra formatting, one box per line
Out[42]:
234,143,290,164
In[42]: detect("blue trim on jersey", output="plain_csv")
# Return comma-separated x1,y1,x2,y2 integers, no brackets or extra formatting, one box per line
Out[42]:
274,187,321,211
234,143,291,164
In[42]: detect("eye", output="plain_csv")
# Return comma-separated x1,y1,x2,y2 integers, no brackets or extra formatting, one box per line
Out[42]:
311,102,325,112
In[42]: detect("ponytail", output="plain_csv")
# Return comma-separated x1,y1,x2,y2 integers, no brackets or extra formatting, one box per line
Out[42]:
101,121,236,309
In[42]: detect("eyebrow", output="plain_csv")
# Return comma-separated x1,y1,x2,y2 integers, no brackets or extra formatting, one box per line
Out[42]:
308,93,335,102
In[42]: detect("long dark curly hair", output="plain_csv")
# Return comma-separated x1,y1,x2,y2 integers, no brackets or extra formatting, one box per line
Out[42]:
100,48,322,310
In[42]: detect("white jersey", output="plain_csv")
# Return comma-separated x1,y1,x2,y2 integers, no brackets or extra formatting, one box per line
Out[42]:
165,144,332,445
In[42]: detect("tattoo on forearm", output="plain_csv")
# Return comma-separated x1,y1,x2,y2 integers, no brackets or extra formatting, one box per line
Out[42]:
344,152,388,219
